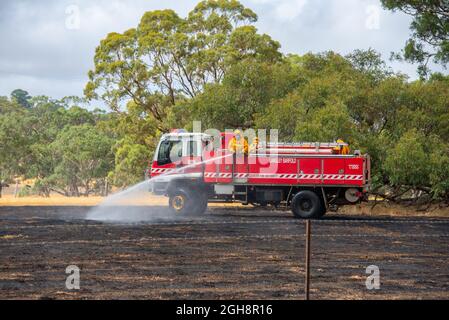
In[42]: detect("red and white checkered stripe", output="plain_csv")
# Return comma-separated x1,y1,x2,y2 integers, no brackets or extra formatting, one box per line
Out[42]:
251,174,289,179
345,175,364,180
156,169,364,181
204,172,215,178
151,168,175,174
205,173,234,178
277,174,298,179
204,173,363,181
322,174,345,180
298,174,322,179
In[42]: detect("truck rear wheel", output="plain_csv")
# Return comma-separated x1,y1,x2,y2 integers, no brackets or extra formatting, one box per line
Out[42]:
291,190,325,219
168,188,208,216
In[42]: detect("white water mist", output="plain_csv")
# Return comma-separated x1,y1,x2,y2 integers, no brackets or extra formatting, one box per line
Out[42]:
86,153,233,223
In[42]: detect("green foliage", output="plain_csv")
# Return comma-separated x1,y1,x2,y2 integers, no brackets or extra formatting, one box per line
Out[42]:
256,91,304,140
48,124,114,196
429,148,449,198
0,98,31,184
11,89,32,109
85,0,282,132
0,94,117,197
187,60,296,129
0,96,19,113
346,48,393,83
384,130,449,199
258,52,363,140
384,129,429,188
381,0,449,77
18,185,33,198
294,101,356,142
110,138,152,188
238,49,448,200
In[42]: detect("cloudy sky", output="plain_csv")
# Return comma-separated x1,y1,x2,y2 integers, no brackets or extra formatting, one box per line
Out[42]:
0,0,440,100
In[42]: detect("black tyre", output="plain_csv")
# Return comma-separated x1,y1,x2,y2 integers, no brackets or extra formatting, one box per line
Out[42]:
168,188,208,216
291,190,325,219
193,193,208,215
169,189,192,215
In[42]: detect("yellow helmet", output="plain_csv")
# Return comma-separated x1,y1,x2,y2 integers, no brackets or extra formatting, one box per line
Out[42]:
234,129,242,139
336,139,345,144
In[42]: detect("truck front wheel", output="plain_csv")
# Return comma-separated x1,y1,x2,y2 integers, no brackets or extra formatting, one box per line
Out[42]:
168,188,208,216
291,190,325,219
169,190,190,215
193,193,208,215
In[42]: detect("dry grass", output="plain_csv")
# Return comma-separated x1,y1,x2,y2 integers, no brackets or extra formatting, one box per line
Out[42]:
0,194,243,208
0,195,105,206
340,202,449,218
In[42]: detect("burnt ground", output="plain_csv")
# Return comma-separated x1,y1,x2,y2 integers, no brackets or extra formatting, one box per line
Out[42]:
0,205,448,300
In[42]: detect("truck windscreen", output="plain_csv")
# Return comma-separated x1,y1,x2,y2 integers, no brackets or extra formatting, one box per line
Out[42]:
157,140,182,165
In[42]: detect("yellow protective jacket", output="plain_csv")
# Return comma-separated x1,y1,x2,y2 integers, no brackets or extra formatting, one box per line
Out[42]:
249,138,259,153
341,145,350,155
228,137,249,154
333,140,350,155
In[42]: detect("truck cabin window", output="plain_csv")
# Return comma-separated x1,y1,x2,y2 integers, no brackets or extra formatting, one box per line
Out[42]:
158,140,182,165
187,140,200,157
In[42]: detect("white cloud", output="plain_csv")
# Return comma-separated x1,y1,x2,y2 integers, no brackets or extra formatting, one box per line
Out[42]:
275,0,308,20
248,0,308,20
0,0,194,98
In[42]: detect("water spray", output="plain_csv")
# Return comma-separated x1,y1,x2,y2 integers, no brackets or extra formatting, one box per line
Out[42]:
86,153,233,223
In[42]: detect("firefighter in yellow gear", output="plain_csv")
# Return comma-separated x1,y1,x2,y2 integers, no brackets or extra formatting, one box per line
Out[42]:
249,137,259,153
228,130,249,155
333,139,350,155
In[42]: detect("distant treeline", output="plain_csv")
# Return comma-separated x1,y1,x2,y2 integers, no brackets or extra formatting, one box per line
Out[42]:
0,95,116,197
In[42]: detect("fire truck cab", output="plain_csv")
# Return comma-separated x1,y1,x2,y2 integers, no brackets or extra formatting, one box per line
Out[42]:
149,131,370,219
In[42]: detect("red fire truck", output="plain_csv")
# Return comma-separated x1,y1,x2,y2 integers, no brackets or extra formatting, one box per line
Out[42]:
149,131,371,219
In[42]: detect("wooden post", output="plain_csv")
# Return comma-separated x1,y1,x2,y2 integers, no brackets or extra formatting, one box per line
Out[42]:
305,219,311,300
14,179,19,198
104,178,109,197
